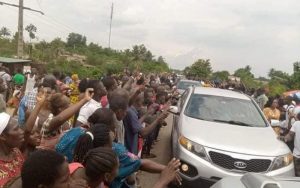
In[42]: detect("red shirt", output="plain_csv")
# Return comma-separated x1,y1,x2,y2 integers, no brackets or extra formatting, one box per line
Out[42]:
0,148,24,186
100,95,109,108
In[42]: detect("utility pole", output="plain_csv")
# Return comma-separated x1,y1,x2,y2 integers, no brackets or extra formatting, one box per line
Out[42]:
108,2,114,49
0,1,44,58
17,0,24,58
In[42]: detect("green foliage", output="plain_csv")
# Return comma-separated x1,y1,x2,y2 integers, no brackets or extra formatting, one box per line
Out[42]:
289,72,300,89
0,29,169,76
234,65,254,79
184,59,212,80
47,58,103,79
25,24,37,41
0,27,11,38
132,44,153,62
0,38,16,57
66,33,87,48
233,65,259,89
212,71,230,81
268,79,287,96
268,68,290,81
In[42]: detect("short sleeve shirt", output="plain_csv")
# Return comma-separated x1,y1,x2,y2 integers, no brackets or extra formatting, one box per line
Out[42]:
0,149,24,186
77,99,102,125
25,88,38,110
291,121,300,157
0,71,11,88
13,74,25,85
111,142,141,188
123,106,143,155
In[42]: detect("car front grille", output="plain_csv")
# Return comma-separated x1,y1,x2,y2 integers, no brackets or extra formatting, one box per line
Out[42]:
209,151,272,173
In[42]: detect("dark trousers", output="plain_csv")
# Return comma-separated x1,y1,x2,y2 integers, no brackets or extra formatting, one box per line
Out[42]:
295,157,300,177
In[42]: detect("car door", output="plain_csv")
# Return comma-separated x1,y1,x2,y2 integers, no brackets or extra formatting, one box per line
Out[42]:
172,89,190,154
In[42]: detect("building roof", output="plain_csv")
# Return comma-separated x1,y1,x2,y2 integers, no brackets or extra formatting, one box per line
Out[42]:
0,57,31,64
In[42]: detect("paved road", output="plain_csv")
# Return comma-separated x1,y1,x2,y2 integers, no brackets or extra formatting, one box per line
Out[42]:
139,116,173,188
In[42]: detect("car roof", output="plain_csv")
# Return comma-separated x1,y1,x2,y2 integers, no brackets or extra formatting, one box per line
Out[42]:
192,87,251,100
178,79,200,83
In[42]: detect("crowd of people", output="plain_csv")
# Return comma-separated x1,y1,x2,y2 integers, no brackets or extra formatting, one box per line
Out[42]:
1,64,300,188
0,66,182,188
219,84,300,177
251,88,300,176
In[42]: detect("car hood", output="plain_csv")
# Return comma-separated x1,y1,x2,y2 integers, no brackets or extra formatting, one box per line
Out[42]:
180,115,290,156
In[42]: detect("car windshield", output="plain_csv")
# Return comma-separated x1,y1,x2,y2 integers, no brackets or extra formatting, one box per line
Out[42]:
177,81,200,90
185,94,267,127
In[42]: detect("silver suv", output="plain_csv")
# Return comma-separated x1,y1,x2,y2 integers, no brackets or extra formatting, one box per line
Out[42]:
211,173,300,188
170,87,294,187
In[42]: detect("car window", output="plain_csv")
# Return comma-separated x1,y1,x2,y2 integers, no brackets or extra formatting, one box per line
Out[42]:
179,89,189,110
177,81,200,90
184,94,267,127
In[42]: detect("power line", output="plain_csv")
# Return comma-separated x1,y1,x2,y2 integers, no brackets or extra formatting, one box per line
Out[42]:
36,0,43,11
0,1,44,15
0,0,44,57
5,5,70,41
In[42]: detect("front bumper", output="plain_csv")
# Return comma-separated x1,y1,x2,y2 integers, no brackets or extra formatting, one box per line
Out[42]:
174,145,295,186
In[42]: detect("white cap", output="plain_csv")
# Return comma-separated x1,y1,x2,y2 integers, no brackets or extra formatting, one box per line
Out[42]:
0,113,10,135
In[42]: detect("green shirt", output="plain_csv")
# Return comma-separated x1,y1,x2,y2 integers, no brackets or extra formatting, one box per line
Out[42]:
13,73,25,85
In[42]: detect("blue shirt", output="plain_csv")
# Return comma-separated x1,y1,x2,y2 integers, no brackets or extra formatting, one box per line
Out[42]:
111,142,141,188
123,106,143,155
18,96,27,127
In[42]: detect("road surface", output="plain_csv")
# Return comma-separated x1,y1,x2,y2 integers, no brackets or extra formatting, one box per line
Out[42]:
139,116,173,188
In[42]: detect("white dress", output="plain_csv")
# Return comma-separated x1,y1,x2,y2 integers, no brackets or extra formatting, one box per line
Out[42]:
25,75,36,95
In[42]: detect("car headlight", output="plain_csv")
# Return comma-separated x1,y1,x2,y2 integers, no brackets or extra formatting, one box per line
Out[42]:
270,153,293,171
179,136,209,161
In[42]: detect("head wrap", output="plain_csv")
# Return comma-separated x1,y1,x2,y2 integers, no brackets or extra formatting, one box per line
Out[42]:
71,74,79,81
0,112,10,135
86,131,94,141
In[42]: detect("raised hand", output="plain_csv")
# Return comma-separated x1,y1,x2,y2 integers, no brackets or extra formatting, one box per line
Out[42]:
36,88,48,104
158,158,181,187
84,88,94,101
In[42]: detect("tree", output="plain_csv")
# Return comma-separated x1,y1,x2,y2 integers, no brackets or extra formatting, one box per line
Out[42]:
25,24,37,42
212,71,230,81
131,44,153,62
268,79,287,96
233,65,257,89
268,68,290,80
0,27,11,38
185,59,212,80
157,56,166,64
50,38,65,58
66,33,87,48
234,65,254,79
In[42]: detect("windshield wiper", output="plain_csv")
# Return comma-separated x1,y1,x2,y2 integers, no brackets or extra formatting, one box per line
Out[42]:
211,119,253,127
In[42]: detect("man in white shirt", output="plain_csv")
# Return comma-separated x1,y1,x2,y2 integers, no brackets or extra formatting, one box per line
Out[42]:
77,98,102,125
256,88,269,110
76,80,107,127
281,111,300,176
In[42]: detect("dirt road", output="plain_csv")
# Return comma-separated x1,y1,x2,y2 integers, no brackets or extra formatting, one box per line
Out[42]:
139,116,173,188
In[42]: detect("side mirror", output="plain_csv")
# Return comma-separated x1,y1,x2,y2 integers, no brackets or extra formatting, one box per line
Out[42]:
168,106,180,115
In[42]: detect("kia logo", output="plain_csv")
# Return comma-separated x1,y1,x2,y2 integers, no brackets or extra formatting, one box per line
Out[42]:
234,161,247,169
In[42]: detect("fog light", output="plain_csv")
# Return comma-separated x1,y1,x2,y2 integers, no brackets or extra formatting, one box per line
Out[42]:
179,160,198,177
181,164,189,172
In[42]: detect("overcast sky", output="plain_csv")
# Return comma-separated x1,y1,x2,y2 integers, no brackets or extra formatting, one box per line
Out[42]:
1,0,300,77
